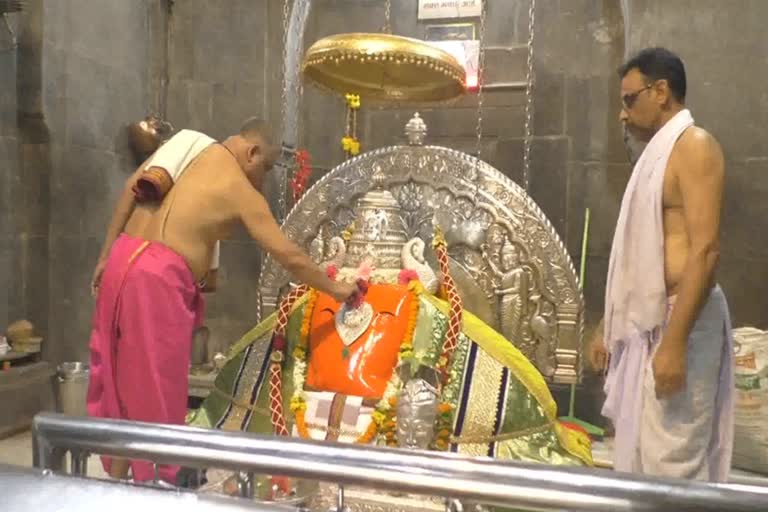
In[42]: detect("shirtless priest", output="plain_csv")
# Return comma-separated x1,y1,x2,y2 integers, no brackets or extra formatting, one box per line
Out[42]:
86,118,355,485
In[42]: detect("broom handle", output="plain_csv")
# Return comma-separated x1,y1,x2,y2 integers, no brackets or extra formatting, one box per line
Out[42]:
579,208,590,288
569,208,590,418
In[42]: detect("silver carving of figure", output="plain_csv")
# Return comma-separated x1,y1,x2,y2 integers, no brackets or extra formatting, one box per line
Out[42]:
319,236,347,270
401,237,439,293
530,297,557,377
484,240,534,356
361,209,389,241
309,227,325,264
396,365,440,450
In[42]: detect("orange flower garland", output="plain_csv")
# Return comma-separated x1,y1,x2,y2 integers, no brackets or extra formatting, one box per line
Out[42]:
290,289,317,439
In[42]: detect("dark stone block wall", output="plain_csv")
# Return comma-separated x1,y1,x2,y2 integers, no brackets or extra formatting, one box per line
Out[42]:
0,40,20,334
1,0,767,374
0,1,158,364
40,0,157,364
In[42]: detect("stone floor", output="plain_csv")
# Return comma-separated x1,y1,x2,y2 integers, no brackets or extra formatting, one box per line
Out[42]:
0,429,109,478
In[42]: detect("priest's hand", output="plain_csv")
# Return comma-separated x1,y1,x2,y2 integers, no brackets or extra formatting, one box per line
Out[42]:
329,280,356,303
652,339,687,399
91,258,108,298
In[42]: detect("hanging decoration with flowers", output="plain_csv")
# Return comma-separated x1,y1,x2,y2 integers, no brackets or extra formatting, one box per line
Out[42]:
341,93,361,158
289,149,313,203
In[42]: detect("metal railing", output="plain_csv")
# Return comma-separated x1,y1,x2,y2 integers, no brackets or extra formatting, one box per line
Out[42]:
32,412,768,512
1,463,280,512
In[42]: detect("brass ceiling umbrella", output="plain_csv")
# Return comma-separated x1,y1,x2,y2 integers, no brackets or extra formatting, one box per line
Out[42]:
301,1,467,103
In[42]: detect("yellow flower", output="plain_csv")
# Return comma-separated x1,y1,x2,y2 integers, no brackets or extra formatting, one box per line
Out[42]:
345,93,361,109
341,137,361,155
371,410,387,426
290,396,307,413
407,280,424,294
293,346,306,360
432,227,447,249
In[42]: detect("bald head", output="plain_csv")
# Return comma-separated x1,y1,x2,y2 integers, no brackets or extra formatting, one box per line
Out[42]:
237,117,279,170
220,118,280,191
240,117,272,142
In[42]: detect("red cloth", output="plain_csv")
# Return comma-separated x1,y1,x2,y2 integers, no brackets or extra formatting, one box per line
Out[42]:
87,233,204,483
132,167,173,203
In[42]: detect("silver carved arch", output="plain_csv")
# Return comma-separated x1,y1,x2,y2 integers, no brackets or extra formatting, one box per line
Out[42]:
258,145,584,384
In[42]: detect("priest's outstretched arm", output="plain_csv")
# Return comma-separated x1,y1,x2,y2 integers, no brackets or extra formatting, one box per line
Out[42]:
233,183,356,303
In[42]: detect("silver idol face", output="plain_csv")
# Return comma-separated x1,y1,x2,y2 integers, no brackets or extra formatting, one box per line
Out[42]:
396,379,439,449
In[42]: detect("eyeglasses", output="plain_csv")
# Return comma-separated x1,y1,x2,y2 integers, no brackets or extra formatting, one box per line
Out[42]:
621,83,653,109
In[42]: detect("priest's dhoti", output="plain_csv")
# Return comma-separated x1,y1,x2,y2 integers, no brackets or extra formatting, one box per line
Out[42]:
86,233,204,483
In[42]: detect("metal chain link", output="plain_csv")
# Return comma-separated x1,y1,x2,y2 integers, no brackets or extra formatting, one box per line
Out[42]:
473,0,487,167
522,0,536,194
470,0,488,209
277,0,292,220
290,1,304,154
383,0,391,34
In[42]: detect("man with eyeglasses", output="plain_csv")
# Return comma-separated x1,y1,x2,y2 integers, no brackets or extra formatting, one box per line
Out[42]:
589,47,733,481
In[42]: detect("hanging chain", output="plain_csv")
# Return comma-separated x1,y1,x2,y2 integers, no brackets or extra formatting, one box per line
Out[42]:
470,0,488,210
160,0,173,121
473,0,488,169
279,0,290,138
383,0,391,34
277,0,292,220
522,0,536,194
291,0,304,147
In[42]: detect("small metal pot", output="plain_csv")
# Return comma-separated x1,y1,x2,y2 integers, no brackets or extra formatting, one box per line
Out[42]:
128,115,173,157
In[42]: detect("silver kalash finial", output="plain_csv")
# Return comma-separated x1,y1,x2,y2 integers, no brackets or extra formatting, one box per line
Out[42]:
405,112,427,146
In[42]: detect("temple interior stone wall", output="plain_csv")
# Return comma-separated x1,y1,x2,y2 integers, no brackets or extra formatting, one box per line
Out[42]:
0,16,19,333
1,0,767,377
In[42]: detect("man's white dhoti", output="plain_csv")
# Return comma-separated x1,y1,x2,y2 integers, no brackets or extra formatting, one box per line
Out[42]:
637,286,734,480
604,286,733,481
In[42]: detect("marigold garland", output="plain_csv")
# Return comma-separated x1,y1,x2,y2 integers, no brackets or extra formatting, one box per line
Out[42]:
289,289,318,440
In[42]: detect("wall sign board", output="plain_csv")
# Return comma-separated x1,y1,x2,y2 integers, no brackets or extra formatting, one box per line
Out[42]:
418,0,482,20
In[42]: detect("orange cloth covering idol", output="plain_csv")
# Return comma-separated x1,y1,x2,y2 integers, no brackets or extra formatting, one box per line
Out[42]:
306,284,413,399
